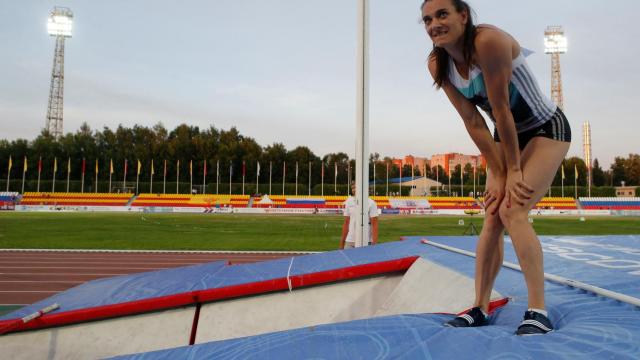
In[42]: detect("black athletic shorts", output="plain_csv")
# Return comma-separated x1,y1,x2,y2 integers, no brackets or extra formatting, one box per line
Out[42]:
493,107,571,151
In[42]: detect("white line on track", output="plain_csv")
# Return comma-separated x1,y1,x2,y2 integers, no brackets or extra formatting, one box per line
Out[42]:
0,249,318,254
4,273,129,276
0,267,174,270
0,262,206,266
0,281,84,284
0,291,59,293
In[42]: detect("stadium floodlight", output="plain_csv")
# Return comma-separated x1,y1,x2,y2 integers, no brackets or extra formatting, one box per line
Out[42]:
544,26,566,54
47,7,73,38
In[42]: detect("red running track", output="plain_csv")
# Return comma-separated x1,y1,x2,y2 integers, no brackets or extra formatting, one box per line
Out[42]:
0,251,306,305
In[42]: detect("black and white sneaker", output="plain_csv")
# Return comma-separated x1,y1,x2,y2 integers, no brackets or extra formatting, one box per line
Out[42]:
515,310,554,335
444,307,488,328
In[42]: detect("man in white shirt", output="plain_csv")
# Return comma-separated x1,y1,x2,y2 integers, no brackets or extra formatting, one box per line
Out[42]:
340,181,379,249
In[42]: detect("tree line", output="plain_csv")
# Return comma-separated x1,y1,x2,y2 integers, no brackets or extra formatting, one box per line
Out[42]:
1,123,639,193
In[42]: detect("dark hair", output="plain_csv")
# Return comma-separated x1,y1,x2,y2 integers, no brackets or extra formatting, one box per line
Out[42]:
421,0,476,89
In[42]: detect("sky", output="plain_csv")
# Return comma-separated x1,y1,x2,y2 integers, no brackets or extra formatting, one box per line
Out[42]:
1,0,639,168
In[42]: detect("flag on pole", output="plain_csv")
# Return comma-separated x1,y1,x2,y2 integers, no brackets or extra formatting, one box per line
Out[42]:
52,157,58,193
574,164,578,179
82,158,86,175
95,159,99,193
561,164,565,179
21,156,27,193
257,161,261,176
67,157,71,175
189,160,193,177
203,160,207,177
150,159,155,194
137,160,142,175
110,159,114,174
124,159,128,178
7,156,12,172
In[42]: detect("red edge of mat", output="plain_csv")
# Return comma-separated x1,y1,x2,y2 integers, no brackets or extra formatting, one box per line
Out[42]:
0,256,419,334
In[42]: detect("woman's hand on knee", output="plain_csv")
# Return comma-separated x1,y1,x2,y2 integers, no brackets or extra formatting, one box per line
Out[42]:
505,169,534,208
483,175,506,215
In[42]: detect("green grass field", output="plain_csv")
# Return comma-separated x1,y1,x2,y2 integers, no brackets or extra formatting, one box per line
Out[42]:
1,212,640,251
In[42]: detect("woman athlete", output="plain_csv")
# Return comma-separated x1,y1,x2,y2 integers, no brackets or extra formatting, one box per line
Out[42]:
421,0,571,335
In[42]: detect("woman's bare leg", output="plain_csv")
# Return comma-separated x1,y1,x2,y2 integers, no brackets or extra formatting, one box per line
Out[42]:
498,137,570,309
474,155,506,312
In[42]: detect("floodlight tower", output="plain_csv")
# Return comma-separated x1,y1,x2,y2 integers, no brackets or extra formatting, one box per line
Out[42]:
544,26,567,110
583,121,592,197
46,7,73,139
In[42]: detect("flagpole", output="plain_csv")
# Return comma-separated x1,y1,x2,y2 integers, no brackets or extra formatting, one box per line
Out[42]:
66,157,70,193
448,161,451,196
176,160,180,194
163,160,167,194
282,162,286,195
460,163,463,197
109,159,113,193
334,162,337,195
373,161,376,196
123,159,127,191
386,162,389,196
399,162,402,196
436,166,439,196
216,160,219,195
52,157,57,193
21,156,27,194
308,161,311,195
295,161,298,196
189,160,193,194
573,164,578,199
473,160,476,198
37,157,42,192
81,158,86,193
269,161,272,195
561,165,565,197
242,161,245,195
150,160,154,194
321,161,324,196
136,160,140,194
203,160,207,194
229,162,232,195
6,156,11,192
94,159,98,193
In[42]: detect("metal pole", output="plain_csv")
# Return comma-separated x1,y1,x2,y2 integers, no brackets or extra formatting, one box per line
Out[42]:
308,161,311,195
355,0,370,248
269,161,272,195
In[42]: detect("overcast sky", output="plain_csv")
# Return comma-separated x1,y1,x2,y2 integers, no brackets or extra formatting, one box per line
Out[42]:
1,0,638,167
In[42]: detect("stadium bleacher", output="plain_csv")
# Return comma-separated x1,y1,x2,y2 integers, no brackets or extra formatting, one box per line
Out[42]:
579,197,640,210
19,192,132,206
428,197,480,210
533,197,578,210
131,194,250,208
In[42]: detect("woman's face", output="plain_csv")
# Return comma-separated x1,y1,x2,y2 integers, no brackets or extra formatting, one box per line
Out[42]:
422,0,468,48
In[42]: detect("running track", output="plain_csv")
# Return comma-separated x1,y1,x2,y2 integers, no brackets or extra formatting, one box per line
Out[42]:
0,250,311,305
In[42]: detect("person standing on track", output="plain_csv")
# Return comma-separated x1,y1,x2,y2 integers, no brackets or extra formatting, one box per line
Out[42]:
340,181,379,249
421,0,571,335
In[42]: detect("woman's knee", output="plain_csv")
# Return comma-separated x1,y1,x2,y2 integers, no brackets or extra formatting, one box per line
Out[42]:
498,202,529,228
483,213,504,234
